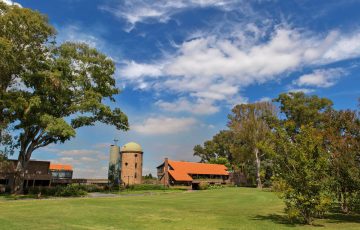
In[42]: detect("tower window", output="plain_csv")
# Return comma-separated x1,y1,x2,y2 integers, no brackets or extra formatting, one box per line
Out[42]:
135,154,138,157
125,162,128,166
135,163,137,168
135,173,137,178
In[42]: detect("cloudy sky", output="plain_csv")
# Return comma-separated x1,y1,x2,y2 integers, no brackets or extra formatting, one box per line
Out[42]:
8,0,360,178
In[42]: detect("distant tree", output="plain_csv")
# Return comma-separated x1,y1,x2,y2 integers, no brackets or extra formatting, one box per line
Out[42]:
323,109,360,213
228,102,276,189
208,157,231,169
193,130,235,165
143,173,154,179
0,3,128,194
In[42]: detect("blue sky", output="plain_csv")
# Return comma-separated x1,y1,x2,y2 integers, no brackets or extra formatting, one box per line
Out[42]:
6,0,360,178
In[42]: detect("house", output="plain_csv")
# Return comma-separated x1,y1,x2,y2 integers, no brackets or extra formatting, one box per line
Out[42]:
0,160,75,192
157,158,229,189
49,164,73,185
0,160,52,192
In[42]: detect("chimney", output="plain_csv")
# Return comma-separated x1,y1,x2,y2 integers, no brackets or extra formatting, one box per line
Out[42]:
164,158,169,187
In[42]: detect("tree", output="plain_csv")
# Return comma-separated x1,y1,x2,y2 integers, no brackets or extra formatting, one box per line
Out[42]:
1,3,55,160
0,3,128,194
323,109,360,213
272,92,335,223
272,125,331,224
193,130,235,165
208,157,231,169
274,92,333,135
228,102,276,188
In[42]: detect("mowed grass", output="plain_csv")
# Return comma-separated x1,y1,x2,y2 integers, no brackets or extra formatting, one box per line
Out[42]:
0,188,359,230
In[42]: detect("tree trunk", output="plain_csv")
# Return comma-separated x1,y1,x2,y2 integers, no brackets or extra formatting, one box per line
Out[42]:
340,188,349,213
11,152,27,194
254,148,262,189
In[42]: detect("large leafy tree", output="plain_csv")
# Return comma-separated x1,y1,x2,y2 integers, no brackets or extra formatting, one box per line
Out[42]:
0,3,128,194
1,3,55,160
272,92,334,223
323,109,360,213
228,102,276,188
274,92,333,135
272,125,331,224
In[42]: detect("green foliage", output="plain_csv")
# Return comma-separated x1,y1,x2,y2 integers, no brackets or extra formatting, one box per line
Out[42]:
126,184,166,191
274,92,333,133
323,109,360,213
208,157,231,169
143,173,154,179
198,182,209,190
228,102,276,188
193,130,235,164
271,93,335,224
28,184,87,197
207,184,224,190
0,3,128,193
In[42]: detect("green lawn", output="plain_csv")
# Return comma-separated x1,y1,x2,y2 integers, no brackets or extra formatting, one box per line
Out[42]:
0,188,359,230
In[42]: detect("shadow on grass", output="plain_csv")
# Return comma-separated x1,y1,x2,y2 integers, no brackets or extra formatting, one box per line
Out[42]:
252,214,300,228
324,212,360,224
253,212,360,228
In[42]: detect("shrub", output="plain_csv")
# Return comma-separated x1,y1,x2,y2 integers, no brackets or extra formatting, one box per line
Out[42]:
208,184,224,190
127,184,165,191
198,182,209,190
28,184,87,197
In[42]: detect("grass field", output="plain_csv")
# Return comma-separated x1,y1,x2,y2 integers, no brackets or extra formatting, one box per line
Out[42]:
0,188,359,230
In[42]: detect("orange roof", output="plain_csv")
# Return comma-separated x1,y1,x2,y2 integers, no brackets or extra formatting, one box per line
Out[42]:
49,164,73,171
167,160,229,182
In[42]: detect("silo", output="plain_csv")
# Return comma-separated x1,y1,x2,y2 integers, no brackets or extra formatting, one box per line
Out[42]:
120,142,143,186
108,145,121,186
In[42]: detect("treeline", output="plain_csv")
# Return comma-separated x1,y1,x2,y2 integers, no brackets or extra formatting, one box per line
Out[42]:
194,92,360,224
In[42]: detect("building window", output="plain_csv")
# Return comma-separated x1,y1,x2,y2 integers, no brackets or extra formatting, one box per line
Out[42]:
135,173,137,178
135,154,138,157
135,163,137,168
125,162,128,166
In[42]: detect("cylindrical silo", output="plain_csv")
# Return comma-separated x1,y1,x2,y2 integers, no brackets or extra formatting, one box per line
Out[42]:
108,145,121,186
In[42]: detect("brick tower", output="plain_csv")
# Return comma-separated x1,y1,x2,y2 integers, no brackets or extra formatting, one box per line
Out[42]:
120,142,143,186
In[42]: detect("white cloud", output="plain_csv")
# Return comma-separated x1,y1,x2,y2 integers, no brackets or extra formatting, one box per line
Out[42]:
100,0,237,31
257,97,271,102
288,88,315,94
121,60,163,79
56,25,101,48
1,0,21,7
132,116,197,135
120,27,360,111
294,68,347,88
155,97,219,115
58,149,103,156
46,147,110,178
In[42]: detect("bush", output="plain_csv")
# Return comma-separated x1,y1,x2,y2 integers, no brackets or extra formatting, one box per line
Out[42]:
55,184,87,197
82,184,105,193
28,184,87,197
198,182,209,190
208,184,224,190
126,184,165,191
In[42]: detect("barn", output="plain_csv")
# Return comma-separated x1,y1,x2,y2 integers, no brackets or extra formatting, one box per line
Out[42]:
157,158,229,189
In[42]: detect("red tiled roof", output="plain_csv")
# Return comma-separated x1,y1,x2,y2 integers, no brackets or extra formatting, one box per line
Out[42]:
49,164,73,171
167,160,229,182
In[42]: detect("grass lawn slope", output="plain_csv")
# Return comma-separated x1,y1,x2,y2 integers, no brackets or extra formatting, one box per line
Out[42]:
0,188,359,230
